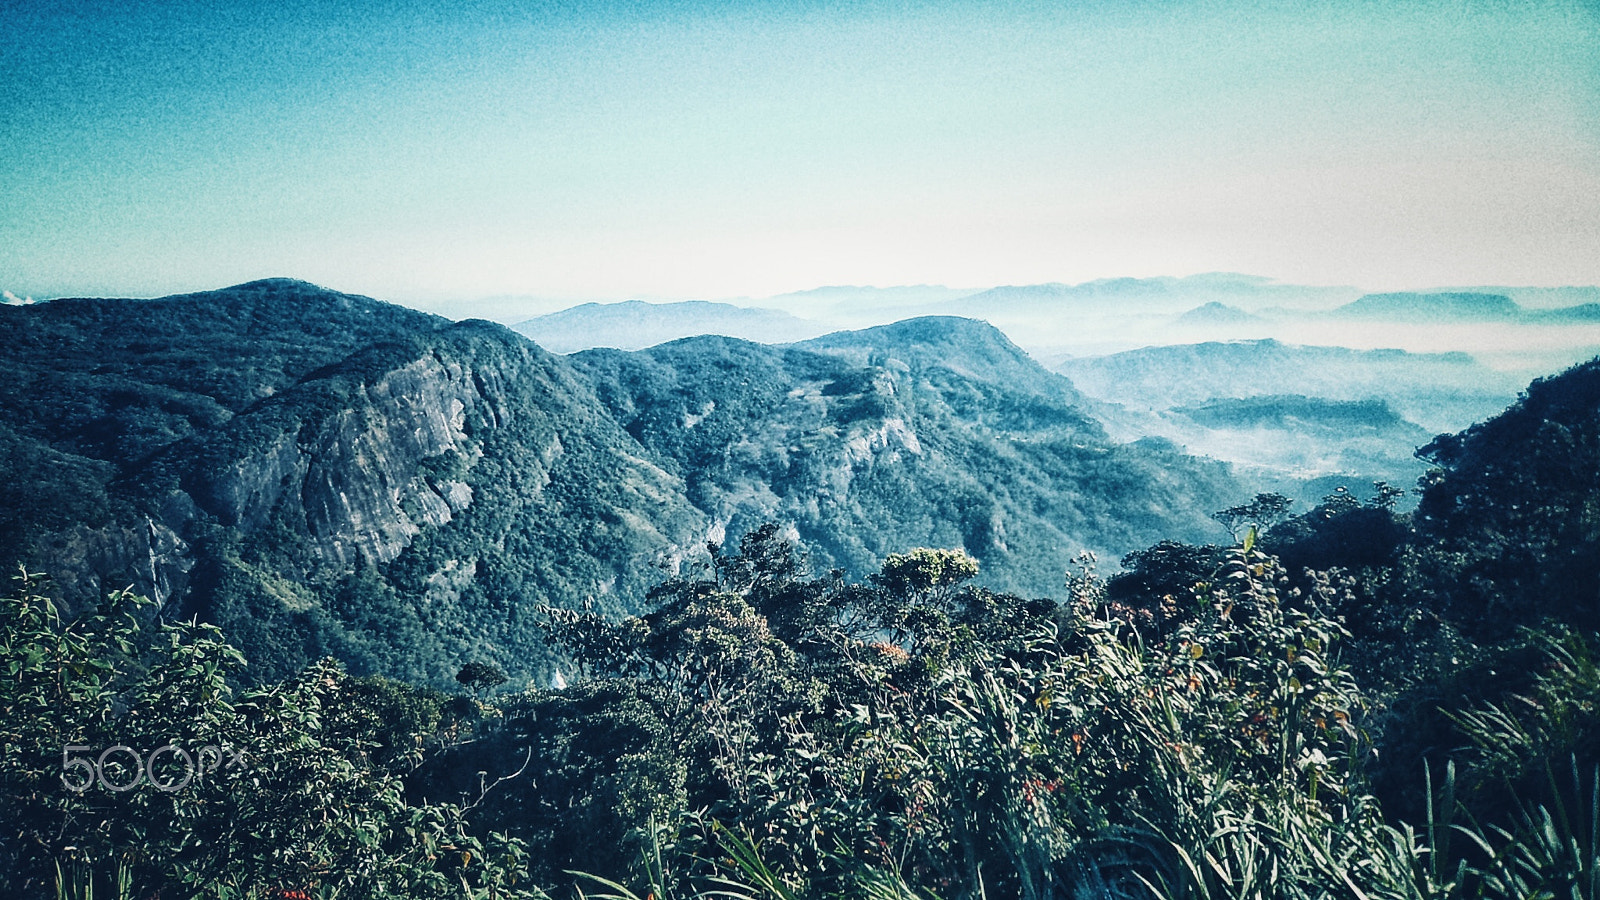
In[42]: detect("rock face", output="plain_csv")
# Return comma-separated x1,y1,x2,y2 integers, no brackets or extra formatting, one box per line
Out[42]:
194,353,487,568
149,321,708,684
1,283,710,684
34,517,193,610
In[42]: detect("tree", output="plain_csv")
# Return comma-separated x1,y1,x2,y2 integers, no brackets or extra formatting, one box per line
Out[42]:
456,661,508,700
0,567,544,899
1210,492,1295,541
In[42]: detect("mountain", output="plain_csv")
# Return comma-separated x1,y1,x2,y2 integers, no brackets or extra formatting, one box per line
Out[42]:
511,299,828,352
1322,291,1600,325
1173,395,1416,432
1,283,1247,688
569,317,1241,597
0,277,448,547
1,279,707,685
1165,395,1434,494
761,285,981,324
1410,355,1600,630
1436,285,1600,310
1173,302,1260,327
948,274,1359,319
1531,303,1600,324
798,316,1085,401
1332,292,1523,322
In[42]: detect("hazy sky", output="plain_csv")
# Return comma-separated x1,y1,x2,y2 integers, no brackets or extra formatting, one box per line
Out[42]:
3,0,1597,305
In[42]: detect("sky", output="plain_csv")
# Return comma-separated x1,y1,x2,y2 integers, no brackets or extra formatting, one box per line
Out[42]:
2,0,1597,309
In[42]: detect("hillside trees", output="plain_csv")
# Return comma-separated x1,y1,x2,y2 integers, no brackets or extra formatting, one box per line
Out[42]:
1407,358,1600,633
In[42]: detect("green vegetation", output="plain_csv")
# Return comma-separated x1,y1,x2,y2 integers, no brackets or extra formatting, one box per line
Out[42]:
0,568,539,899
2,284,1597,897
4,510,1595,897
4,355,1599,897
1,283,1242,690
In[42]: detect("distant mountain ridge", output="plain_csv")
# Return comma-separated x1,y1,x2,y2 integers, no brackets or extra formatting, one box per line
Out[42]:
1329,291,1600,325
946,274,1361,318
1174,302,1261,326
1333,292,1523,322
512,299,828,352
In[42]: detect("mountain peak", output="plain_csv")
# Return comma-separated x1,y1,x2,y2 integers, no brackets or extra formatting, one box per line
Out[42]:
222,277,328,292
798,316,1077,401
1174,301,1260,326
800,315,1018,356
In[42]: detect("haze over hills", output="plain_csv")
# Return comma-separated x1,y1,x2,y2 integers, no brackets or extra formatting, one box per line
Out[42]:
140,273,1598,373
764,284,984,325
1056,339,1523,429
609,275,1600,372
1055,339,1532,504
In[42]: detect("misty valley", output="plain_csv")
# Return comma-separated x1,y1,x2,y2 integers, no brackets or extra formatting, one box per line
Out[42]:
3,277,1598,899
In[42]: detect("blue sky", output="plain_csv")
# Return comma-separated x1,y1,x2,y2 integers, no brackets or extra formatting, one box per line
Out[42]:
2,0,1597,305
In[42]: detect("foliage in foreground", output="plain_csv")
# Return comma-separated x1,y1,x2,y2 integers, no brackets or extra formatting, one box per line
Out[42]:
0,568,543,899
4,516,1598,898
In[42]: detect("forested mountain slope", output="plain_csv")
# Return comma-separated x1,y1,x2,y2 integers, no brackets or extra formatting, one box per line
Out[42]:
2,281,1243,686
2,280,708,684
571,318,1240,597
1408,356,1600,632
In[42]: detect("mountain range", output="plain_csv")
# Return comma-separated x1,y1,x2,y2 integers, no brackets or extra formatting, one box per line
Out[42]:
1,279,1244,687
1328,291,1600,324
482,278,1600,376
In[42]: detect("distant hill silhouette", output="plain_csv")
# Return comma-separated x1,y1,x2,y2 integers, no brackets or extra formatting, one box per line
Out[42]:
1174,302,1261,326
512,299,827,352
1333,292,1522,322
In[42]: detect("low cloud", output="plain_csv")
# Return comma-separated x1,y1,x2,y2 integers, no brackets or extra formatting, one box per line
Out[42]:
2,290,36,305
